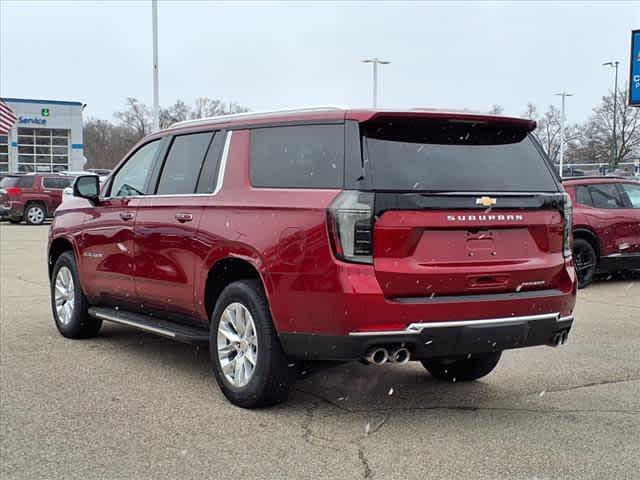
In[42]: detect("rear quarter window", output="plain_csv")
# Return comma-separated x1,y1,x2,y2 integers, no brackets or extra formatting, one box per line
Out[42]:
16,176,35,188
42,177,72,189
250,124,344,188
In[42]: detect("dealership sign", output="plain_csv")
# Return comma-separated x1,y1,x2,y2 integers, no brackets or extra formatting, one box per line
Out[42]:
18,116,47,125
630,29,640,106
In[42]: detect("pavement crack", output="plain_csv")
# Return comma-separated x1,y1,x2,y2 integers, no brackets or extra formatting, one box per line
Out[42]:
357,446,373,479
544,377,640,394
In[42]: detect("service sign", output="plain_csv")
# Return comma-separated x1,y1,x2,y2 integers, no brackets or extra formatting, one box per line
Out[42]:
630,29,640,106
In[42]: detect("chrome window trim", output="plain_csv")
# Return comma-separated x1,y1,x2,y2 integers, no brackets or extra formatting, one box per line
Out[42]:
100,131,232,201
348,312,565,336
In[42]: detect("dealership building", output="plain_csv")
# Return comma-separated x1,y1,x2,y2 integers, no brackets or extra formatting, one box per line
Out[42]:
0,97,85,174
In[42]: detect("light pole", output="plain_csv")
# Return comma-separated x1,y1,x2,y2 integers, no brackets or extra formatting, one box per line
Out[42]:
555,91,573,177
362,58,390,108
152,0,160,132
602,61,619,169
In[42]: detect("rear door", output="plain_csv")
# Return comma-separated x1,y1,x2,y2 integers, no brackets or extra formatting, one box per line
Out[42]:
133,130,225,319
585,182,637,255
360,116,568,298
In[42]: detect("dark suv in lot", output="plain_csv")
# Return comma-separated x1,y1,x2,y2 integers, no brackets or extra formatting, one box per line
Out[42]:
48,107,577,408
0,173,73,224
563,176,640,287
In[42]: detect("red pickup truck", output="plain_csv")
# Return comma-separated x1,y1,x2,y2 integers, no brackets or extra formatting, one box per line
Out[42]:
0,173,73,225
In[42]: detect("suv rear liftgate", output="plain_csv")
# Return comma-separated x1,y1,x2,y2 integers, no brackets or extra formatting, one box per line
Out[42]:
299,115,576,361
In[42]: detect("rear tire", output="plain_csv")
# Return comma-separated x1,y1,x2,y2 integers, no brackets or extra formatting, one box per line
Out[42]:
7,217,22,224
25,203,46,225
210,280,295,408
422,352,502,382
573,238,597,289
50,251,102,338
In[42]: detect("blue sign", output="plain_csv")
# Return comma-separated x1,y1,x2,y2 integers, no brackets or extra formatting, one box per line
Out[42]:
18,116,47,125
630,30,640,106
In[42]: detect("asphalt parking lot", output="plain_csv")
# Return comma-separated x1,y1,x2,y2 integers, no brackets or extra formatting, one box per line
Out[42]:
0,224,638,480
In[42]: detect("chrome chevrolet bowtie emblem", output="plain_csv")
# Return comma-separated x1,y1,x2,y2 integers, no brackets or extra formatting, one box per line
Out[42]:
476,196,497,207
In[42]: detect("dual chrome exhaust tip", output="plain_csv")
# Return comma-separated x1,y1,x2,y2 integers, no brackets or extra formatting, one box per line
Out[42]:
363,346,410,365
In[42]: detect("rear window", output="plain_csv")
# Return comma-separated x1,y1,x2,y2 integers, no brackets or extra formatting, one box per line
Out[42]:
361,118,558,192
156,132,213,195
250,124,344,188
0,176,34,188
42,177,72,189
575,185,593,206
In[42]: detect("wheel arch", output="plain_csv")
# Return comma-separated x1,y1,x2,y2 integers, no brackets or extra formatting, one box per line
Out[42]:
202,253,276,327
48,236,77,278
573,227,602,259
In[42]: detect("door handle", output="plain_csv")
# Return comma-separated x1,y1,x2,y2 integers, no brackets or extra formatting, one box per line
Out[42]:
175,212,193,223
119,212,135,221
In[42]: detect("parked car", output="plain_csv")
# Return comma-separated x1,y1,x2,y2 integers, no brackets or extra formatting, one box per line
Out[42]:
563,176,640,287
0,173,75,224
48,107,577,408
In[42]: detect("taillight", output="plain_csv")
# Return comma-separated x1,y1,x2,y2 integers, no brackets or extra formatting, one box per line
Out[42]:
5,187,21,198
327,191,374,264
562,192,573,258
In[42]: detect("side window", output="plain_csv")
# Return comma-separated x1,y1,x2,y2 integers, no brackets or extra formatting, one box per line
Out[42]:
43,177,71,189
196,132,226,193
156,132,213,195
17,176,35,188
588,183,626,209
110,140,161,197
575,186,593,206
620,183,640,208
250,124,344,188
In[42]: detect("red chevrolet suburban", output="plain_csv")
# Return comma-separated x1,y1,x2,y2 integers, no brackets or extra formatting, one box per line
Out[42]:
563,176,640,287
48,107,577,408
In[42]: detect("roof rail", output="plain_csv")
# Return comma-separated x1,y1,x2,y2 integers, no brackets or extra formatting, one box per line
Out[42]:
170,105,349,129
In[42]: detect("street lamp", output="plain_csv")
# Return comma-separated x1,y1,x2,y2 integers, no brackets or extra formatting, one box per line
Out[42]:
362,58,390,108
602,61,619,169
152,0,160,132
555,92,573,177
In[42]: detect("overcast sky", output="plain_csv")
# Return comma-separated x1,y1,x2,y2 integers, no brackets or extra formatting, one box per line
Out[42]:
1,1,638,123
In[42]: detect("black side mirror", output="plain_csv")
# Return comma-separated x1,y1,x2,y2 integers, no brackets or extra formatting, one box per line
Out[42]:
73,175,100,204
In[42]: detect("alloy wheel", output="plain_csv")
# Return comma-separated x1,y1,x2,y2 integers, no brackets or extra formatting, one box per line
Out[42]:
217,302,258,387
54,266,75,325
27,206,45,224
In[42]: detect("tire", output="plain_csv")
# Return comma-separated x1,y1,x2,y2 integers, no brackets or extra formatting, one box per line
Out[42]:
50,251,102,339
25,203,46,225
573,238,597,289
422,351,502,382
210,279,295,408
8,217,22,224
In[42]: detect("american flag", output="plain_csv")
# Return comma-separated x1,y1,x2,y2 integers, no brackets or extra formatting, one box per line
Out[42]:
0,99,18,134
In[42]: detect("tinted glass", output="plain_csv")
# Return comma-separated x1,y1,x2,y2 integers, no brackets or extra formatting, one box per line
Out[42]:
362,119,557,192
0,177,21,188
43,177,72,189
250,125,344,188
17,176,35,188
620,183,640,208
156,132,213,195
196,132,225,193
588,183,625,209
575,185,592,206
111,140,161,197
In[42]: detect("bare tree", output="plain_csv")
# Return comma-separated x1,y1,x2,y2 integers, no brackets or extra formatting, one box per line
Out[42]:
84,97,249,169
488,104,504,115
574,88,640,166
527,104,580,163
114,97,151,138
